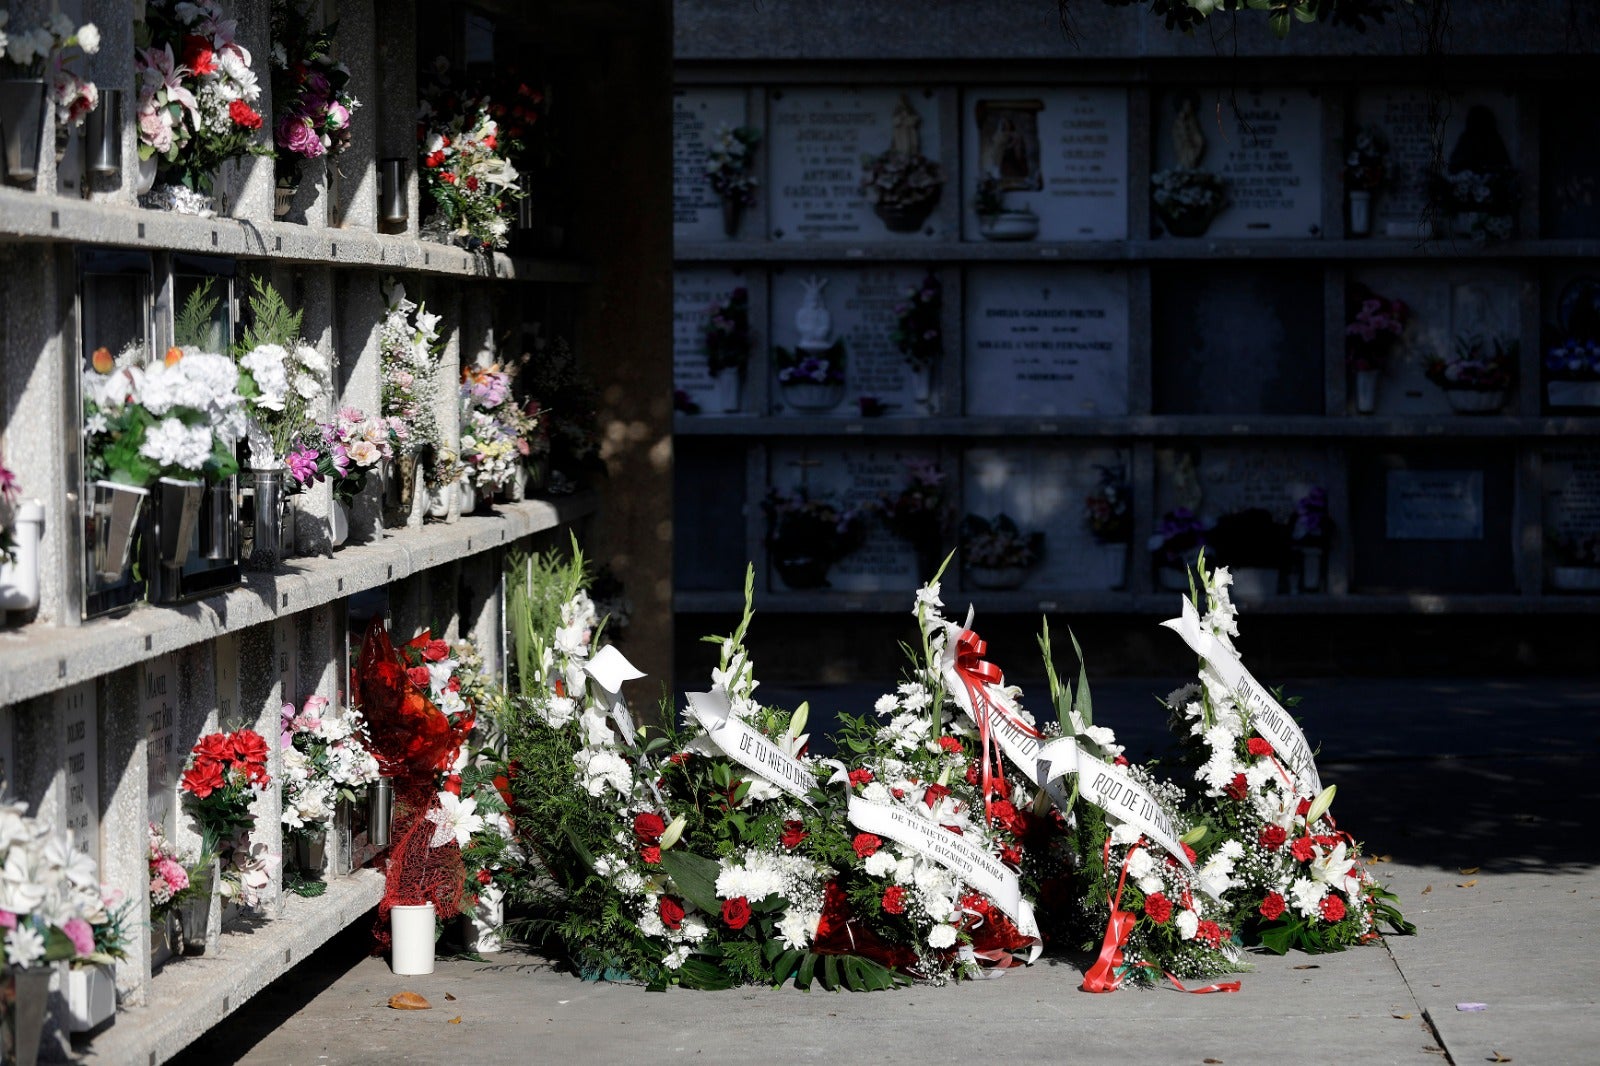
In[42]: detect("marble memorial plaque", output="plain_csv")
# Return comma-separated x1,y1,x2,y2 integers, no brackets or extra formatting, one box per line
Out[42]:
965,268,1129,416
1543,449,1600,575
961,87,1128,241
673,88,751,241
1154,88,1322,239
142,655,179,835
766,445,940,592
214,632,242,724
59,682,99,857
674,268,751,415
1352,88,1517,239
963,445,1133,590
1386,470,1484,540
769,267,939,416
769,88,950,242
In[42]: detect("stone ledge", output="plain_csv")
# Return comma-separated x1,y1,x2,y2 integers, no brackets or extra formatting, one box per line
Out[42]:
0,494,596,707
78,869,384,1066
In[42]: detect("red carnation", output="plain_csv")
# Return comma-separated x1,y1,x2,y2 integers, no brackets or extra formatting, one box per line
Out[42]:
847,768,873,788
633,811,665,845
1247,737,1274,757
658,896,684,931
1181,841,1198,865
938,736,963,754
476,869,493,885
1114,754,1130,766
1196,919,1224,948
781,820,808,850
1001,844,1023,865
1319,894,1347,922
988,799,1019,832
640,846,660,865
1260,824,1288,850
1290,836,1316,863
483,133,498,150
965,762,979,786
667,752,693,767
440,172,457,184
923,783,951,809
229,101,262,130
1225,773,1249,800
466,175,480,192
721,896,751,931
423,639,451,662
182,35,216,75
852,833,881,859
1143,892,1173,924
407,665,432,688
881,885,906,915
181,759,224,799
1259,891,1287,920
425,150,446,168
442,774,462,795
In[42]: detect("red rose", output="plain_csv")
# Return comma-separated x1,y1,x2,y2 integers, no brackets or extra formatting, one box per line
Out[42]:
1196,919,1224,948
852,833,881,859
407,665,432,688
181,758,224,799
658,896,684,930
891,787,905,800
1001,844,1023,865
1247,737,1274,757
1259,825,1288,850
640,846,660,865
196,733,233,761
182,35,216,75
1259,891,1287,920
633,812,665,845
442,774,462,795
721,896,751,930
1296,797,1313,816
781,820,808,850
229,100,262,130
231,729,269,767
937,736,963,754
476,869,492,885
1225,773,1249,800
448,676,461,693
1143,892,1173,924
423,639,451,662
923,783,951,809
848,768,873,788
1290,836,1316,863
1319,894,1347,922
881,885,906,915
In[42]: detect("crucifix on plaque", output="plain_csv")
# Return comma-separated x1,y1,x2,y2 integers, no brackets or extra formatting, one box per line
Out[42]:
788,457,823,492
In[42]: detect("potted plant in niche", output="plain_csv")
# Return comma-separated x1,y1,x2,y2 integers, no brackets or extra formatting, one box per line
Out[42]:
762,486,868,590
1429,105,1519,245
177,728,272,954
1149,507,1207,592
860,94,944,234
959,512,1043,591
892,273,942,403
973,177,1039,241
703,123,760,237
1291,487,1332,594
1345,286,1408,414
1342,126,1388,237
1427,333,1517,414
879,458,949,579
269,0,360,220
704,287,752,413
1083,465,1132,590
1207,507,1291,599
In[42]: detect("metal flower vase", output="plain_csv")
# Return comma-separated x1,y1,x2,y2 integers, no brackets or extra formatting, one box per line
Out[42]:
177,858,221,954
246,468,286,568
368,777,394,847
84,89,122,177
1,966,52,1066
0,79,48,185
86,482,149,585
156,478,204,569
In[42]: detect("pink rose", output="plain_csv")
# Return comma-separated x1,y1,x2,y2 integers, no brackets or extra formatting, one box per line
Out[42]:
276,115,324,159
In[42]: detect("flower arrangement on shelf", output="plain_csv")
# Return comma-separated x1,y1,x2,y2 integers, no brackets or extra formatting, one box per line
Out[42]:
0,459,18,567
704,124,760,222
1544,337,1600,382
134,0,268,202
704,287,752,377
180,729,272,871
1341,126,1389,192
879,458,948,569
1345,288,1408,373
959,513,1042,571
763,487,868,590
82,340,246,489
1083,465,1133,545
1148,507,1207,590
379,279,446,454
1430,106,1519,244
0,803,115,971
1426,333,1517,413
1151,167,1227,237
0,13,102,136
280,695,382,849
147,821,192,921
268,0,360,193
860,93,943,233
892,273,942,380
460,364,536,497
234,278,330,473
1292,488,1331,549
774,343,846,387
285,407,401,504
417,57,525,250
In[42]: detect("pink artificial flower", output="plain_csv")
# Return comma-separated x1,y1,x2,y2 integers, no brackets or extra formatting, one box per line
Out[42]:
0,911,16,930
276,114,324,159
63,918,96,957
0,463,18,504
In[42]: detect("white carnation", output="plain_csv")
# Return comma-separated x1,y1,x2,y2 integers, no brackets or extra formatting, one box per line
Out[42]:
927,924,957,949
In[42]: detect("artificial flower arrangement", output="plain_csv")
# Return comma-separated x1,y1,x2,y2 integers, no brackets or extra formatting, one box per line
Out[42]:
1292,487,1332,550
1083,465,1133,545
1345,286,1409,374
82,340,246,489
1426,333,1518,394
234,277,330,473
0,460,18,567
1544,337,1600,383
417,57,525,250
1429,167,1518,244
773,341,847,389
859,96,944,233
280,695,382,858
1342,126,1389,193
878,458,948,568
703,287,752,378
762,486,869,590
1149,507,1207,574
459,365,526,497
1158,562,1412,955
379,278,446,455
148,821,192,922
703,123,761,211
0,12,102,135
958,513,1043,573
0,803,115,971
180,728,275,910
285,407,402,505
1151,167,1227,237
135,0,268,201
892,273,943,379
268,0,359,192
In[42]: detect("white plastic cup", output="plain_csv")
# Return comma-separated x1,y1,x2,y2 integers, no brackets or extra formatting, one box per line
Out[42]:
389,903,437,975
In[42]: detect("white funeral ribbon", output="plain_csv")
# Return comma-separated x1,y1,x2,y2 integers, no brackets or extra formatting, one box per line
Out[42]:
846,795,1040,959
585,645,647,746
1161,597,1323,797
684,689,818,806
1034,735,1195,878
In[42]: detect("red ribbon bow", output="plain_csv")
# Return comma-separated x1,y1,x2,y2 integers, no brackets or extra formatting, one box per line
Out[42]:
952,628,1042,828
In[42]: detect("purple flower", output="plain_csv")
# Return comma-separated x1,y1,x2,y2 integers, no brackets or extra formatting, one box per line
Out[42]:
331,443,351,477
276,114,324,159
286,447,320,485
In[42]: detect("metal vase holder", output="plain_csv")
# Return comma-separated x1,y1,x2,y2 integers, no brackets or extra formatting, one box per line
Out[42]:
0,79,47,185
368,777,394,847
83,481,150,617
176,857,221,954
246,468,286,569
149,477,241,604
379,158,406,227
2,966,52,1066
84,88,122,177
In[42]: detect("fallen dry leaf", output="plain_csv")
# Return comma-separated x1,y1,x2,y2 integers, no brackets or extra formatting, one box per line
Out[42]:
1203,1059,1223,1064
1487,1053,1511,1063
1459,866,1480,875
1293,964,1320,970
448,1016,462,1024
1393,1013,1413,1020
388,992,431,1011
444,993,457,1001
1422,885,1433,895
1458,879,1479,888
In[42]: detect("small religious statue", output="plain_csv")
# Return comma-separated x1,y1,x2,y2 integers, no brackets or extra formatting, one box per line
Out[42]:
1172,94,1206,170
794,276,834,351
890,94,922,159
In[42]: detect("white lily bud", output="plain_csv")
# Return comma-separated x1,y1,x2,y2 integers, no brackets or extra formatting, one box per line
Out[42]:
1306,784,1337,825
658,814,687,851
787,702,809,740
